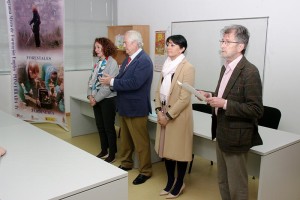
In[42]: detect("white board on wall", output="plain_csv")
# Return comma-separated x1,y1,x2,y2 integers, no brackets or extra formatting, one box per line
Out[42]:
172,17,268,93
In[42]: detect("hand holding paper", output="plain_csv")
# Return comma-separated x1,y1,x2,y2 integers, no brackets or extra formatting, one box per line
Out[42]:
177,81,206,101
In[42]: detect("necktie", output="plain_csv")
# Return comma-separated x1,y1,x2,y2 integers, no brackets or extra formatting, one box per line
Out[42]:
127,57,131,65
125,57,131,70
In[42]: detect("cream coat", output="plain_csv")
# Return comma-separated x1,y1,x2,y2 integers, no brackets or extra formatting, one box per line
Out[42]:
154,59,195,161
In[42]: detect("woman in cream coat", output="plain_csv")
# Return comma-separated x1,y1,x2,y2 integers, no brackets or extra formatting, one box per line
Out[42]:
154,35,195,199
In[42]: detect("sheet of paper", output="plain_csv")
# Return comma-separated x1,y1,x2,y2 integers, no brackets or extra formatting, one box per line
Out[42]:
177,81,206,101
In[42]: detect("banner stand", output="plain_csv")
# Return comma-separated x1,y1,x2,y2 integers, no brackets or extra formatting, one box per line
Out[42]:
6,0,66,129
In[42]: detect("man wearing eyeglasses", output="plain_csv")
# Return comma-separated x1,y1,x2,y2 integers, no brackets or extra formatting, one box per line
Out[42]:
199,25,264,200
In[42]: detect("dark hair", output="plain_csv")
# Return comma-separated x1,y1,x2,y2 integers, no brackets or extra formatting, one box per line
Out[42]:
166,35,188,53
93,37,117,57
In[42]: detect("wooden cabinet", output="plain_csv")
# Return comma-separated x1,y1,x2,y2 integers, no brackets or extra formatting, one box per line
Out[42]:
108,25,150,65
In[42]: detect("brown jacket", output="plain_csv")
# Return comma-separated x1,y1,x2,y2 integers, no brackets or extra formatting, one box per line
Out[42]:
154,59,195,161
212,56,264,153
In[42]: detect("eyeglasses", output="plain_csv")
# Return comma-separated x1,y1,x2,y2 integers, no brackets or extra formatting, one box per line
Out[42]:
219,40,239,46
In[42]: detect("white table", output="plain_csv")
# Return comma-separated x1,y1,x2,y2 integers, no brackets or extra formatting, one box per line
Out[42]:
0,110,128,200
70,94,98,137
193,111,300,200
69,94,161,167
69,94,300,199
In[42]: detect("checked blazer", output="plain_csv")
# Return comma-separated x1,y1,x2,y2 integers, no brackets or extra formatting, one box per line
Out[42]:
212,56,264,153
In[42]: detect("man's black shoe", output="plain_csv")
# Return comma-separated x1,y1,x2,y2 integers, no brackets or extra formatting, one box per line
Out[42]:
132,174,151,185
118,165,132,171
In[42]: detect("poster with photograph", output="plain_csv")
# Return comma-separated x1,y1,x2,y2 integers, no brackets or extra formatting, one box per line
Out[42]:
154,31,167,72
6,0,66,129
155,31,166,55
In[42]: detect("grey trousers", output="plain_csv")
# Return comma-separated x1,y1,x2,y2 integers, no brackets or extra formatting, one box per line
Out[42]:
216,142,248,200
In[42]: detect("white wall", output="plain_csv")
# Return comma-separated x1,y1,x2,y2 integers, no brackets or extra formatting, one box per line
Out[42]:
117,0,300,134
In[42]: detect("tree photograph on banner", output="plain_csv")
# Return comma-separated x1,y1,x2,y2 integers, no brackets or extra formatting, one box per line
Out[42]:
6,0,66,129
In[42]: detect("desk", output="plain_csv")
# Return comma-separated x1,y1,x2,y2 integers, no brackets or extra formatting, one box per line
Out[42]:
69,94,161,167
70,94,98,137
0,111,128,200
69,94,300,199
193,111,300,200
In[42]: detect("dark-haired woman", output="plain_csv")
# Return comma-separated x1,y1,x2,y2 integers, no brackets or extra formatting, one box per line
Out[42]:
154,35,195,199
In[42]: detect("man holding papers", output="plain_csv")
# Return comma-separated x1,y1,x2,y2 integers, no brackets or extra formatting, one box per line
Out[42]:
199,25,263,200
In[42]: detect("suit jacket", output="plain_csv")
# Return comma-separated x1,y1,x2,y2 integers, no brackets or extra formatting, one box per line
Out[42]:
154,59,195,161
212,56,264,153
113,50,153,117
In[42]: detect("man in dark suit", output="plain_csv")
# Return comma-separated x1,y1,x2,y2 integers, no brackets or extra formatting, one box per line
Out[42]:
100,30,153,185
199,25,263,200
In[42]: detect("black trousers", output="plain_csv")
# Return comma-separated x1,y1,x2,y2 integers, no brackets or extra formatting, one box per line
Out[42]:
33,29,40,47
93,97,117,155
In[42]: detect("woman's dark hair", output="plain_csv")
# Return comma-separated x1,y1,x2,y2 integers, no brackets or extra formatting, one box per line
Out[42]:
166,35,188,53
93,37,117,57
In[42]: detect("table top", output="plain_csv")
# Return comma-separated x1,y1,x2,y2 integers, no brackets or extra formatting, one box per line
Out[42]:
192,110,300,156
147,109,300,156
0,110,127,200
0,110,27,128
70,93,89,103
